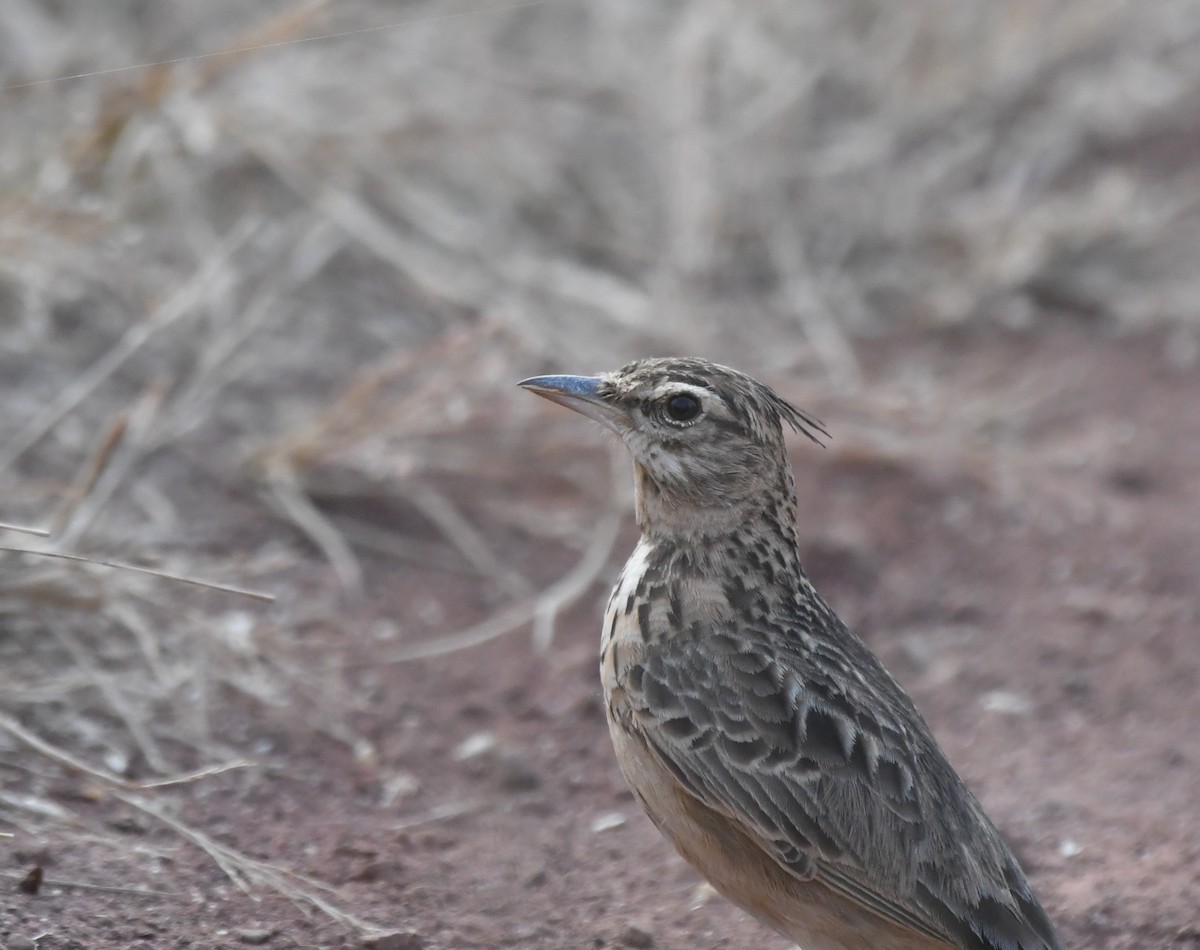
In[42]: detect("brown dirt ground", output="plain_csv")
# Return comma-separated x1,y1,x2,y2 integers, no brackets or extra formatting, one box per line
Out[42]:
3,324,1199,949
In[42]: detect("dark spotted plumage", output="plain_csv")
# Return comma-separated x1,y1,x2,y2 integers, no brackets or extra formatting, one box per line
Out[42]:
520,358,1064,950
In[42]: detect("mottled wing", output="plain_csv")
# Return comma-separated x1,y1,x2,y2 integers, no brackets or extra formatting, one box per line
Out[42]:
623,625,1064,950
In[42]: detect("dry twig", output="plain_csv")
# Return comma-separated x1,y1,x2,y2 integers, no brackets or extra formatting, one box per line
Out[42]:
0,216,260,475
383,445,627,661
261,454,363,594
0,715,386,934
0,547,275,602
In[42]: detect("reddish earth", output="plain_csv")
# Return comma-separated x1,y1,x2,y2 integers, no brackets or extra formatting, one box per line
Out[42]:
3,325,1199,948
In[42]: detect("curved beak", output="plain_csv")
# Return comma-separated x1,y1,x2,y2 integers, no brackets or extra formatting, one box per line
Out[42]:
518,374,625,432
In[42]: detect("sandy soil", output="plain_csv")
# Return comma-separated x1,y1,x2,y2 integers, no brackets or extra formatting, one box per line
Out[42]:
3,325,1199,949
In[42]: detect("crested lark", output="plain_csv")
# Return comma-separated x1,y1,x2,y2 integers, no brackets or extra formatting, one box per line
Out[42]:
520,358,1064,950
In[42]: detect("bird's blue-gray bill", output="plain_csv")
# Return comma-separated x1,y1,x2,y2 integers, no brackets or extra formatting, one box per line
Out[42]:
517,375,603,398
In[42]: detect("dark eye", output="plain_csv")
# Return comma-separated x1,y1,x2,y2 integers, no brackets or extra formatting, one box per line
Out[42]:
663,393,702,423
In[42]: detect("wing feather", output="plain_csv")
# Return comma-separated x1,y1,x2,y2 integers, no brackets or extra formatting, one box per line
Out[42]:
625,623,1064,950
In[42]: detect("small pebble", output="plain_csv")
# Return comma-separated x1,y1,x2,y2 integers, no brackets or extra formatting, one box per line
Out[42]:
591,811,626,833
690,881,718,909
362,930,425,950
618,924,654,948
234,928,275,945
524,867,548,888
980,691,1032,715
498,755,541,792
452,732,496,761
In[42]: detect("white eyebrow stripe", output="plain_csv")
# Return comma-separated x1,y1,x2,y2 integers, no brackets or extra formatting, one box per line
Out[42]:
651,382,710,399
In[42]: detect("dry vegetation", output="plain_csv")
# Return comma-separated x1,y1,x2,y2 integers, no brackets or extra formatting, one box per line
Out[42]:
1,1,1199,947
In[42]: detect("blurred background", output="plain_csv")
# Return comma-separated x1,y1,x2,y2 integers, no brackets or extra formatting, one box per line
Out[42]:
1,2,1198,947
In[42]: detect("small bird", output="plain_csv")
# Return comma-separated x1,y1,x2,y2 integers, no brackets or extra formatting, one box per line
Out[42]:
520,358,1064,950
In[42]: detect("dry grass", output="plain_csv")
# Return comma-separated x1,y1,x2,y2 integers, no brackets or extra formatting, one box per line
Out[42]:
2,0,1199,939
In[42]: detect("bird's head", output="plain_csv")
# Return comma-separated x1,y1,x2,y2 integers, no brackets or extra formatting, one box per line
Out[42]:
520,357,826,536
